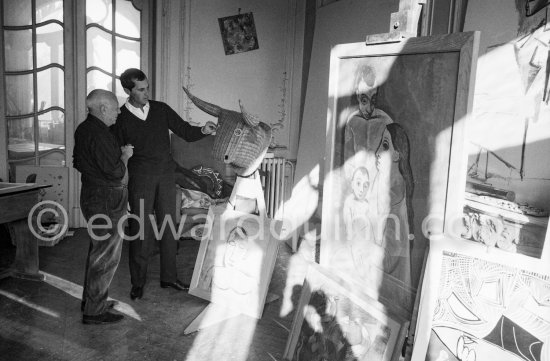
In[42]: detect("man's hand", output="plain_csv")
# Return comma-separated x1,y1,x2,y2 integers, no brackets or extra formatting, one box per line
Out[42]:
201,121,218,135
121,144,134,161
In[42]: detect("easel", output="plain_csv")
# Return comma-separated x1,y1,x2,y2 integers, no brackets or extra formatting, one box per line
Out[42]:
365,1,424,359
184,169,279,334
365,0,423,44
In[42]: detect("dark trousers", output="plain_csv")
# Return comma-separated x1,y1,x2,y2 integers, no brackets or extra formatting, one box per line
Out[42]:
127,173,178,287
81,185,127,316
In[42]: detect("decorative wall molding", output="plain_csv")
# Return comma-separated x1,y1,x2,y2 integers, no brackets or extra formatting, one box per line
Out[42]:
179,0,306,160
155,0,187,112
270,71,288,148
282,0,306,158
183,65,197,125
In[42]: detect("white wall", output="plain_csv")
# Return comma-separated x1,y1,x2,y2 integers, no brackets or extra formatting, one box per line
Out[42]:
156,0,305,163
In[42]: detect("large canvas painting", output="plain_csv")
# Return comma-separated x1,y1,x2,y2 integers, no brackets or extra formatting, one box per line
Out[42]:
454,22,550,259
283,263,408,361
411,239,550,361
320,32,480,304
189,205,281,319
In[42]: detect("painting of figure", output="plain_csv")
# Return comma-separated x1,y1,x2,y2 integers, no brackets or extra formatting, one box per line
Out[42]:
329,59,417,292
199,225,256,294
321,33,479,308
189,205,280,319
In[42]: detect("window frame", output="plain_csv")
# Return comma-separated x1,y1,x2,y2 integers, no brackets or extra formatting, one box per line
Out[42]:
1,0,68,175
71,0,153,226
0,0,153,226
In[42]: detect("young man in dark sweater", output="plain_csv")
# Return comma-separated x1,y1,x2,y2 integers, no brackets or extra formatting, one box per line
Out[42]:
111,68,217,300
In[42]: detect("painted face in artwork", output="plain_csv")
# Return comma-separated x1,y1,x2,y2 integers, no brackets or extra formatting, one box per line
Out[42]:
356,78,377,119
125,78,149,108
224,227,249,267
351,167,369,201
374,128,403,214
375,128,399,173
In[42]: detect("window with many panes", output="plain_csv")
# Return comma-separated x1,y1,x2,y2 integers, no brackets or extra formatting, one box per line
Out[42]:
2,0,66,175
1,0,147,182
86,0,141,104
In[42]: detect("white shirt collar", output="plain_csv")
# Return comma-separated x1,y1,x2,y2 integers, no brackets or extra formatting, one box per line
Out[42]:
125,99,150,121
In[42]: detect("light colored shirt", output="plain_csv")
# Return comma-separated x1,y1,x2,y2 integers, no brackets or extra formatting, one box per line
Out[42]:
125,99,150,120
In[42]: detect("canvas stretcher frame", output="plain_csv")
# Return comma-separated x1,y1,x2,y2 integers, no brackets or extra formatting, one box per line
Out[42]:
283,262,409,361
188,204,281,319
320,32,480,302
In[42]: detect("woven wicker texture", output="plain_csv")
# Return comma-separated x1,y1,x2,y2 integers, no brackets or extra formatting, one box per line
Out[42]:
183,86,272,177
212,109,272,176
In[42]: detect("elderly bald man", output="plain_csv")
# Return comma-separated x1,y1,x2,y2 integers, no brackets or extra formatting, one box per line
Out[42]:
73,89,133,324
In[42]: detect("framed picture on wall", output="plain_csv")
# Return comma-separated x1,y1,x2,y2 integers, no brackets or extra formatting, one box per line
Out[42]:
283,263,408,361
188,205,281,319
320,32,480,306
218,12,259,56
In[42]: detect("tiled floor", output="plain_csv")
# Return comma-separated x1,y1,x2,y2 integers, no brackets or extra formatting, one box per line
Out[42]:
0,227,312,361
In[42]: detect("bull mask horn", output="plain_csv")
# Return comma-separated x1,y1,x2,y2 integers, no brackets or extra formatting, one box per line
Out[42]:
238,100,260,127
182,86,222,118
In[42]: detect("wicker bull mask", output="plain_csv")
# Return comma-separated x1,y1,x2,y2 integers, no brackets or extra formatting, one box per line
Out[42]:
183,86,272,177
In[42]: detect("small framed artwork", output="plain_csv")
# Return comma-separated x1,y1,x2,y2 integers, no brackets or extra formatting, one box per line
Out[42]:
411,237,550,361
283,263,408,361
218,12,259,56
189,205,281,319
320,32,480,301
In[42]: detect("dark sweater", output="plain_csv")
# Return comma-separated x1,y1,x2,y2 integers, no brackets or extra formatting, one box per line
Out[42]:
111,100,206,175
73,115,126,187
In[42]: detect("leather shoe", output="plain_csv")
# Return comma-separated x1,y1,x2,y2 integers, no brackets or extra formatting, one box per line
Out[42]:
81,299,117,312
160,279,189,291
82,311,124,325
130,286,143,300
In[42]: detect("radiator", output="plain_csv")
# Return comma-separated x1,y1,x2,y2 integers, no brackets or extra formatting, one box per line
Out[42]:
260,155,286,219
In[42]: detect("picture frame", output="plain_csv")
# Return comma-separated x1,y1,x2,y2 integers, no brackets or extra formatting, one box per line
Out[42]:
450,28,550,259
411,236,550,361
218,12,259,56
188,205,281,319
320,32,480,300
283,262,409,361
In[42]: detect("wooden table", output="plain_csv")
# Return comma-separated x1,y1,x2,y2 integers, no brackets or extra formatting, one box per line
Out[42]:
0,182,52,281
